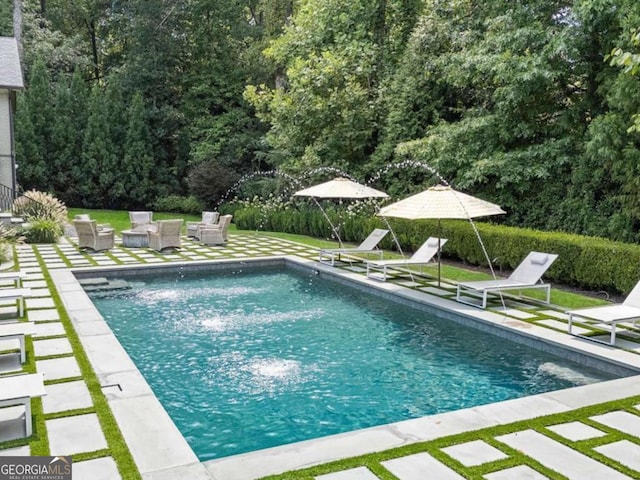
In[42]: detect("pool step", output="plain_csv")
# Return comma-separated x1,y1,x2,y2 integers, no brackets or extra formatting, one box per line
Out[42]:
79,277,109,287
80,278,131,292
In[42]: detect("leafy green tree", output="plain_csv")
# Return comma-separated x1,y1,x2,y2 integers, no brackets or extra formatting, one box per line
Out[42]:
0,0,12,36
180,0,267,170
379,0,621,233
245,0,421,174
20,0,91,80
567,0,640,241
609,28,640,132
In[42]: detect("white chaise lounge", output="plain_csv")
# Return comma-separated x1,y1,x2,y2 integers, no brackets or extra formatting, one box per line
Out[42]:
0,270,27,288
456,251,558,309
0,287,32,317
319,229,389,266
366,237,447,281
0,373,46,437
0,321,35,363
568,279,640,345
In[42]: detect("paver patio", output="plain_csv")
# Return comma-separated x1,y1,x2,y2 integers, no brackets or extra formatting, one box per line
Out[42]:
0,232,639,480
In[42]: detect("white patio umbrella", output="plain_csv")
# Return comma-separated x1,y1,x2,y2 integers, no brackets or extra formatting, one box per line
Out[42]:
293,177,389,200
377,184,506,284
293,177,389,247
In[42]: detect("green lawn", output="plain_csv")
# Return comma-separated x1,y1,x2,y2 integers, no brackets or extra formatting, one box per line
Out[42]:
68,208,201,233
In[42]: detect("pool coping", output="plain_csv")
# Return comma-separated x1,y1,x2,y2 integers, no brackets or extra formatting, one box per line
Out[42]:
50,255,640,480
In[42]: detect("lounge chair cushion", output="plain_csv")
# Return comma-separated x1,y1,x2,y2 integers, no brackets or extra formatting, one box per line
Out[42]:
530,253,549,265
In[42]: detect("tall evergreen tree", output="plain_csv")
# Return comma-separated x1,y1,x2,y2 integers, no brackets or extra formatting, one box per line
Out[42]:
123,92,154,207
14,95,41,191
81,83,121,207
48,68,89,204
16,58,54,191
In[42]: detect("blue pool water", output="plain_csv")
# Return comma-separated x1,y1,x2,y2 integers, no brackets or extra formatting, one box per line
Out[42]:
87,266,617,460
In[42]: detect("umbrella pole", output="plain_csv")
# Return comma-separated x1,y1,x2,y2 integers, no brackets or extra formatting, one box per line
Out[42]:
313,197,343,247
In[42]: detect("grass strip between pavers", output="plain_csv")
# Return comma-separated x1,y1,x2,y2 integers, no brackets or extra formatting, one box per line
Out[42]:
2,230,640,479
11,245,143,479
258,395,640,480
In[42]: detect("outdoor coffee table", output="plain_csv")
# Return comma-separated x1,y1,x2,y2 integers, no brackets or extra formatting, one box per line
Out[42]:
121,229,150,248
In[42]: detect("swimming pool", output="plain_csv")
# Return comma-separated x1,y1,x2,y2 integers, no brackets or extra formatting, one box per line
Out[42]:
86,265,618,461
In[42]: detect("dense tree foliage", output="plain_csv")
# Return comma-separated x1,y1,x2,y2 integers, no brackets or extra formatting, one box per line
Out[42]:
0,0,11,36
8,0,640,240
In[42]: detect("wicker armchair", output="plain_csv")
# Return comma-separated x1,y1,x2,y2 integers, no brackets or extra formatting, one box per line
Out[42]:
129,211,156,231
147,219,183,251
74,220,115,252
186,211,219,238
74,214,110,230
199,214,232,246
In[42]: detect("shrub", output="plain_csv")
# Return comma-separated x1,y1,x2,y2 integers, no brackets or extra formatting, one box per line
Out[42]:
153,195,203,214
12,190,67,243
0,224,23,264
187,161,240,207
0,241,12,264
234,206,640,295
22,218,64,244
13,190,67,224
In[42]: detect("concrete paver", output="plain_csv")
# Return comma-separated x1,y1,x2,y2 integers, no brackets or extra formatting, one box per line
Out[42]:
546,421,607,441
27,308,60,322
590,411,640,437
33,321,66,337
496,429,633,480
42,380,93,414
108,395,198,475
441,440,508,467
315,467,379,480
594,439,640,472
47,413,108,456
0,445,30,456
36,356,82,380
141,462,213,480
25,297,56,309
32,337,73,357
483,465,549,479
381,452,465,479
30,288,52,297
73,456,121,480
492,307,538,319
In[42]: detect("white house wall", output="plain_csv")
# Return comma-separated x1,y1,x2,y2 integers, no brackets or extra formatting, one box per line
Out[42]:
0,89,13,190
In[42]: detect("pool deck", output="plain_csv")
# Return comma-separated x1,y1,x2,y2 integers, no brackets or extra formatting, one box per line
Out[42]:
1,233,640,479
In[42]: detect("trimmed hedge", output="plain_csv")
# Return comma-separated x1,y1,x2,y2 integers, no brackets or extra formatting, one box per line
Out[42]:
234,206,640,295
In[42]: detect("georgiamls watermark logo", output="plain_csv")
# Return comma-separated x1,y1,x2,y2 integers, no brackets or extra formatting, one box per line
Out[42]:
0,456,72,480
